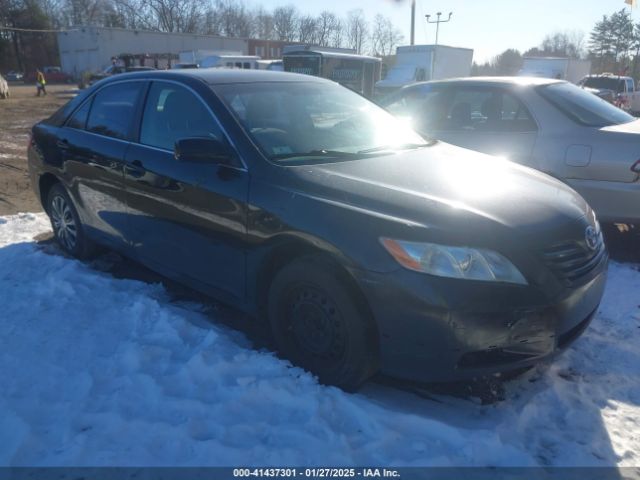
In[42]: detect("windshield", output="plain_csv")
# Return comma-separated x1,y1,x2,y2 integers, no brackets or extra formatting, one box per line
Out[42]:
582,77,624,93
214,81,427,164
538,82,634,127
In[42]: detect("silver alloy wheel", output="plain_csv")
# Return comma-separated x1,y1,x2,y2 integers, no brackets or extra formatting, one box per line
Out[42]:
50,194,78,251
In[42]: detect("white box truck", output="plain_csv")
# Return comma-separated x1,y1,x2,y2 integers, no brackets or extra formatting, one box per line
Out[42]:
375,44,474,96
518,57,591,83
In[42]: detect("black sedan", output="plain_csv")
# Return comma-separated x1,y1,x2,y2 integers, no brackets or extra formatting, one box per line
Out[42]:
28,70,608,391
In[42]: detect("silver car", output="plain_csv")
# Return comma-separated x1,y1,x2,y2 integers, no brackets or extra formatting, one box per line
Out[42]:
382,77,640,225
0,74,9,99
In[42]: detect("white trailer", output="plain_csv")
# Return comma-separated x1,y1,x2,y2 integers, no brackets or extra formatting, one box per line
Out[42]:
375,44,473,96
518,57,591,83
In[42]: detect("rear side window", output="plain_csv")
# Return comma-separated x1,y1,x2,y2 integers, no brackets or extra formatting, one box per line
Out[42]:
66,100,91,130
140,82,222,151
86,82,143,140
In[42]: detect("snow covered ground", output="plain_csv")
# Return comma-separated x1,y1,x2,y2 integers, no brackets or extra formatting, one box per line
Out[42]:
0,213,639,467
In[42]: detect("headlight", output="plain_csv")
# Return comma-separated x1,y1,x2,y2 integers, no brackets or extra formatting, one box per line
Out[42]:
380,238,527,285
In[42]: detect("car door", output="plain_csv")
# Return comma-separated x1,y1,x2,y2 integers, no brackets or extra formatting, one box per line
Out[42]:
432,86,539,165
58,80,145,249
123,80,249,301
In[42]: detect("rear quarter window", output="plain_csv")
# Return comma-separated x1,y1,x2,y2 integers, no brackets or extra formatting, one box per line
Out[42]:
539,82,634,127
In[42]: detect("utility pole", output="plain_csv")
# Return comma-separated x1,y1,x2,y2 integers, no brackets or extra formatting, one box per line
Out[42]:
424,12,453,82
410,0,416,46
425,11,453,45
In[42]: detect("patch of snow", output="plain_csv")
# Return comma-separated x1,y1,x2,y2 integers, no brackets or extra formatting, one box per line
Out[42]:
0,213,638,467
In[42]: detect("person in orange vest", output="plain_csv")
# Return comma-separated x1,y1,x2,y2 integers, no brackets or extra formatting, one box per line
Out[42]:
36,69,47,97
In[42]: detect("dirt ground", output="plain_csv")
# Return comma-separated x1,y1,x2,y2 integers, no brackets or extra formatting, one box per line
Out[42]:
0,84,75,215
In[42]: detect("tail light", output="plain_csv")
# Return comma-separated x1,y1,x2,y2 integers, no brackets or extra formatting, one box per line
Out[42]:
632,159,640,174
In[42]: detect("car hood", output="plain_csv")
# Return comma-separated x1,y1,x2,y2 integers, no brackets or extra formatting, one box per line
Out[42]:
283,142,590,238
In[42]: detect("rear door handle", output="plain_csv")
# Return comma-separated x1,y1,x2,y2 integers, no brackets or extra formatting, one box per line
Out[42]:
56,139,69,150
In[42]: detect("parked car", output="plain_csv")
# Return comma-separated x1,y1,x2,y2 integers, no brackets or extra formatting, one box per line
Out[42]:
28,70,607,390
382,77,640,226
5,71,23,82
0,74,9,99
24,66,72,84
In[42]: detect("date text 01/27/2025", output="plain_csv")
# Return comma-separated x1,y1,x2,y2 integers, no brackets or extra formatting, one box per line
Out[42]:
232,468,401,478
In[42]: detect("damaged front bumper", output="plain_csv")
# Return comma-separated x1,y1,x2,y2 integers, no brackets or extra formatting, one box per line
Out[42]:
352,262,608,383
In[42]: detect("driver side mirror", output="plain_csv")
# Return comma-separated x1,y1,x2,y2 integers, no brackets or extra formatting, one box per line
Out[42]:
174,137,235,165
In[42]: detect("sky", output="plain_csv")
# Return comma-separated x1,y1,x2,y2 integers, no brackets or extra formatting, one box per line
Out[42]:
257,0,639,63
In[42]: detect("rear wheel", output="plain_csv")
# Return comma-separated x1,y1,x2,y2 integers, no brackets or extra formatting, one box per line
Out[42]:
46,184,96,259
268,255,379,391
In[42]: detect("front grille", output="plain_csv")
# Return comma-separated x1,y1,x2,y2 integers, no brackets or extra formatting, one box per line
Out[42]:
541,231,606,285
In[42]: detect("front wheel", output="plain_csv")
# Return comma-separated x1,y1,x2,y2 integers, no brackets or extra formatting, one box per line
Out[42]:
268,255,379,391
46,183,96,259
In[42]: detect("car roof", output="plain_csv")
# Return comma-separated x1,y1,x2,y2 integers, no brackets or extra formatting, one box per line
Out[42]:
100,68,328,85
405,76,564,89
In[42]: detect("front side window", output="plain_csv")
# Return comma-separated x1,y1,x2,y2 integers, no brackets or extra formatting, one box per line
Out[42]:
215,81,426,164
383,84,448,133
439,88,537,133
539,82,634,127
86,82,143,140
140,82,223,151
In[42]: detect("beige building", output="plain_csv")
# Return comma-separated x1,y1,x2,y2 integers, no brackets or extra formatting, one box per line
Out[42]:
57,26,249,77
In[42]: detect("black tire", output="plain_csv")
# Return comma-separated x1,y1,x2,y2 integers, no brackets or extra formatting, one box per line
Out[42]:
46,183,96,259
268,255,379,391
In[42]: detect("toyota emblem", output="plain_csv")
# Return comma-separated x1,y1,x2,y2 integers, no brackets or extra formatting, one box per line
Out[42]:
585,226,599,251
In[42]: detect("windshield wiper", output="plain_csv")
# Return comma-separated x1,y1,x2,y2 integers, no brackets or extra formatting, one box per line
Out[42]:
357,142,433,154
271,149,361,160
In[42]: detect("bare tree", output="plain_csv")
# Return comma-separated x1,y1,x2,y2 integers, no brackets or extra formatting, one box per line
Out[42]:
297,14,317,44
61,0,112,26
540,30,586,58
272,4,297,41
316,10,339,47
210,0,254,37
370,14,402,56
138,0,205,32
109,0,155,30
252,5,274,40
346,9,367,53
330,17,343,48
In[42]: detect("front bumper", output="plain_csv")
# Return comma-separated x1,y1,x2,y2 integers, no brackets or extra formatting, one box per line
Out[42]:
353,260,608,383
